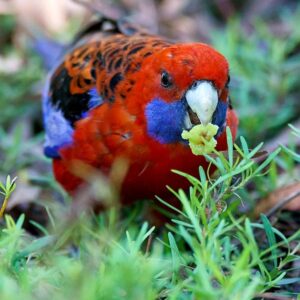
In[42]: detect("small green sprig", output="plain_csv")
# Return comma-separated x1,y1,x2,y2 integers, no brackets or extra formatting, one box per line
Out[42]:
282,124,300,162
0,175,17,218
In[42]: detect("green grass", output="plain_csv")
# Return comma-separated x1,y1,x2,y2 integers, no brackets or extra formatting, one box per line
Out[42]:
1,5,300,300
1,132,300,299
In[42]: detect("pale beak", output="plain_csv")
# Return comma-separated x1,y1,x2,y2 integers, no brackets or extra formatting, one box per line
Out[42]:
185,81,218,126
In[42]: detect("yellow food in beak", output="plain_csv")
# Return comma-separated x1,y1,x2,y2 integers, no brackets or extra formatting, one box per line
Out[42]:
181,123,219,155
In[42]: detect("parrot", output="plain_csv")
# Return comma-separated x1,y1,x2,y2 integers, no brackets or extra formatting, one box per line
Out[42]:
42,17,238,210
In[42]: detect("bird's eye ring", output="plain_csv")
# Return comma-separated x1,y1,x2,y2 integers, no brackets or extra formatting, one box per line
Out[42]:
161,71,173,88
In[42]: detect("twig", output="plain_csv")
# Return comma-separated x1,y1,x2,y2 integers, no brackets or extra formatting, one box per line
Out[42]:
265,190,300,218
256,292,295,300
145,234,153,254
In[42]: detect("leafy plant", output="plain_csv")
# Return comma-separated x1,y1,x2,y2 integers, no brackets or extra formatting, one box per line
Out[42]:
0,176,17,218
0,131,298,299
282,125,300,162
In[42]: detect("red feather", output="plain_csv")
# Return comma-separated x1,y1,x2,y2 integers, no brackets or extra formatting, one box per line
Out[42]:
45,19,239,209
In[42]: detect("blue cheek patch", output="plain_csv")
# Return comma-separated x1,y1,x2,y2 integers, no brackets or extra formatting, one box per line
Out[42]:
145,98,186,143
212,101,228,137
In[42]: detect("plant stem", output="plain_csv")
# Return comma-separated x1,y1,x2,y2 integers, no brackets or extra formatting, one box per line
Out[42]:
0,195,9,218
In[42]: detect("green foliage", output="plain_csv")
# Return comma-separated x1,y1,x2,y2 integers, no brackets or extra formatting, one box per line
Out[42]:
0,176,17,218
0,15,16,53
282,125,300,162
0,133,299,300
212,9,300,143
0,52,43,128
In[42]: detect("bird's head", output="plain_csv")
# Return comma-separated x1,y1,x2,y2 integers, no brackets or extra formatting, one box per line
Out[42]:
129,43,230,144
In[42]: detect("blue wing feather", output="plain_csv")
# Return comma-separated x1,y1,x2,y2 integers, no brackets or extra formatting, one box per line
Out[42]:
43,76,103,158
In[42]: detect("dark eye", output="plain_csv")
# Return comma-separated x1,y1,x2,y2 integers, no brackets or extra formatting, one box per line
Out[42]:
161,71,173,88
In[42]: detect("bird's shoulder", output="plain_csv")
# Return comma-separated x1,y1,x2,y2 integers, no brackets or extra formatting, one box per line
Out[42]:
43,17,171,158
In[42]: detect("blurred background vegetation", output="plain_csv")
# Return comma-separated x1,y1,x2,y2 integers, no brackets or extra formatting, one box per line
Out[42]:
0,0,300,299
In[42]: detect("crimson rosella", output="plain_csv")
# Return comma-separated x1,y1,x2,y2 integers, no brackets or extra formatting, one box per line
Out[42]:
42,18,238,207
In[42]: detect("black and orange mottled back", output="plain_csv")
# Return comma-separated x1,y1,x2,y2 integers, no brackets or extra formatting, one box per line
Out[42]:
48,18,172,126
